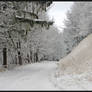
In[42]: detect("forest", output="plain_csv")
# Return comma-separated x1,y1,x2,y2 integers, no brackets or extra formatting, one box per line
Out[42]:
0,1,92,68
0,1,64,68
0,1,92,90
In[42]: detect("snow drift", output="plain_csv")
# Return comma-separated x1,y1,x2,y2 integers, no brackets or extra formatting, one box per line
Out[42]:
59,34,92,74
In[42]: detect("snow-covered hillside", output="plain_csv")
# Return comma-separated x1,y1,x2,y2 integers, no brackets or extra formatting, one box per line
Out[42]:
52,33,92,90
59,33,92,74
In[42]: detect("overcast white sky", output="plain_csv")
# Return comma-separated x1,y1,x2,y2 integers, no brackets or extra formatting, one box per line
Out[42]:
47,2,73,32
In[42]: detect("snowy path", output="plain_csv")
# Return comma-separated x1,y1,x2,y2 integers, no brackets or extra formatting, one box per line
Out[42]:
0,61,60,90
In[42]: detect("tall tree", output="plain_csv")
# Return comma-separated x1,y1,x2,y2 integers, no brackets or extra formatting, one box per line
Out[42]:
0,1,53,65
63,2,92,56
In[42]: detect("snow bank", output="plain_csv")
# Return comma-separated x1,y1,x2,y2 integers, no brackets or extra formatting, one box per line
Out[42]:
51,69,92,90
59,34,92,74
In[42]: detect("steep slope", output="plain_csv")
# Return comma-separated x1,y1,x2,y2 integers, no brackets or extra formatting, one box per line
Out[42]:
59,34,92,74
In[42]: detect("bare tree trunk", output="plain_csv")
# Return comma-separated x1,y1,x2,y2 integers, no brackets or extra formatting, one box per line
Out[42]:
27,53,30,63
17,40,22,65
34,53,36,63
33,52,38,63
18,51,22,65
3,48,7,68
35,52,38,62
30,50,32,63
15,55,18,64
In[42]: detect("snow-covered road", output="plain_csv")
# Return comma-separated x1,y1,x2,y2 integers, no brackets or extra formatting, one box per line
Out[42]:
0,61,60,91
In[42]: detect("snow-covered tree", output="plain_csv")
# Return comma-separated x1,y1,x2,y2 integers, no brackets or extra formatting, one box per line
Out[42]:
63,2,92,56
29,24,65,61
0,1,53,65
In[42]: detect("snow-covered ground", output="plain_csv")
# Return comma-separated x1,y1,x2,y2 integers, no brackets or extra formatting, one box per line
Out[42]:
51,68,92,90
0,61,92,91
0,61,60,91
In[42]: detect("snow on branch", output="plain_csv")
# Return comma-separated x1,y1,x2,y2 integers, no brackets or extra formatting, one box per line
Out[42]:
22,10,38,19
15,15,53,26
